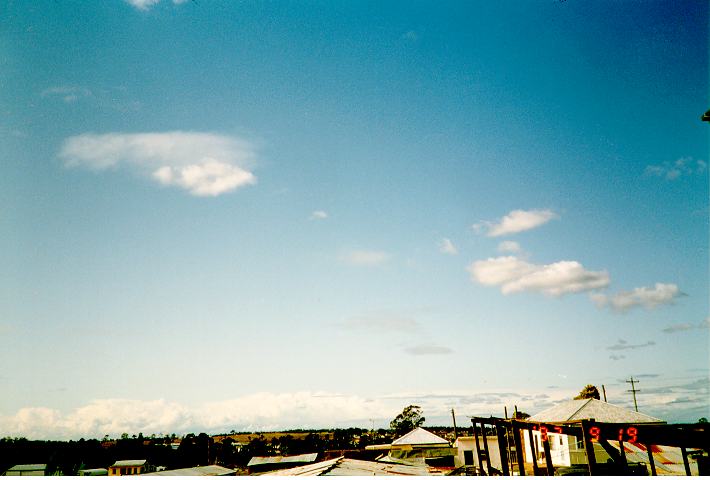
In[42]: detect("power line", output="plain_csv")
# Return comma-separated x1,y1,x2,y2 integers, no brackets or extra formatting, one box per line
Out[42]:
626,376,640,412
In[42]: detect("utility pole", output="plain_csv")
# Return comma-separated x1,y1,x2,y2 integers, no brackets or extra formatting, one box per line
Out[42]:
601,384,607,402
626,376,640,412
451,408,458,440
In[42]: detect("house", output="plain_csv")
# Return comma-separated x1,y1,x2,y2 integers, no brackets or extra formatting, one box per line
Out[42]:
453,435,503,472
247,453,319,474
108,460,148,476
367,427,456,467
524,398,663,468
4,465,47,476
142,466,235,476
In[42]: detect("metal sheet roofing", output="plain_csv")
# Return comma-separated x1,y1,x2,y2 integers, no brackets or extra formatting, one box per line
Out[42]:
529,399,663,424
248,453,318,467
261,457,434,476
391,427,449,446
111,460,148,467
7,464,47,472
143,465,235,476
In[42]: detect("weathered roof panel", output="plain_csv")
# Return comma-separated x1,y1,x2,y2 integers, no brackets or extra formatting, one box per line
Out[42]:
143,465,235,476
248,453,318,467
111,460,148,467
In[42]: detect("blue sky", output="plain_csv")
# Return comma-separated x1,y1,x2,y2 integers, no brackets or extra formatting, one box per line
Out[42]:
1,0,708,439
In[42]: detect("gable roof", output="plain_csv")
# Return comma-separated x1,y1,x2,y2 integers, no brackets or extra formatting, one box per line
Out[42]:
111,460,147,468
392,427,449,446
529,399,663,424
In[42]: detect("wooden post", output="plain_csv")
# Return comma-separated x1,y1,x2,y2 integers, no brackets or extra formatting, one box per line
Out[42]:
481,423,492,473
527,428,540,476
618,439,628,474
580,420,598,476
473,421,485,475
681,447,691,476
511,422,526,476
495,420,510,476
541,434,553,476
646,444,657,476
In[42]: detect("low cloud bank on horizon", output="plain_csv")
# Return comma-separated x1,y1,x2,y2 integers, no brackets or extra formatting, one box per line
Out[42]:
2,382,706,440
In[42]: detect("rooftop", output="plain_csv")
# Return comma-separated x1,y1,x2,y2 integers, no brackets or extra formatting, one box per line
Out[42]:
259,456,434,476
143,465,235,476
111,460,148,468
529,399,664,424
248,453,318,467
391,427,450,447
6,465,47,472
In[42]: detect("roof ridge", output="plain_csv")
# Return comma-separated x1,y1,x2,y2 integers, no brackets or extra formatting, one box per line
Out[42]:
567,398,593,421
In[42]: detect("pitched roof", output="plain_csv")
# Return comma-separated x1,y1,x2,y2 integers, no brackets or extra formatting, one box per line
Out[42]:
529,399,663,424
111,460,147,467
261,457,432,476
248,453,318,467
391,427,450,446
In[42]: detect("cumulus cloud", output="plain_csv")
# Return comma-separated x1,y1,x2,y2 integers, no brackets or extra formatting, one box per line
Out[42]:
645,157,707,180
404,344,454,355
41,86,92,103
473,209,558,237
310,210,328,220
468,256,609,296
59,131,257,197
590,283,683,312
341,250,390,266
438,238,458,255
497,240,521,254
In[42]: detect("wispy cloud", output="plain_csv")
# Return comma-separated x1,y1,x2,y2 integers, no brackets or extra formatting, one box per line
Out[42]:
607,339,656,351
609,354,626,361
468,256,609,296
662,317,710,334
41,86,92,103
59,131,257,197
341,250,390,266
645,157,707,180
590,283,683,312
438,238,458,255
497,240,521,254
310,210,328,220
473,209,558,237
125,0,187,10
404,344,454,356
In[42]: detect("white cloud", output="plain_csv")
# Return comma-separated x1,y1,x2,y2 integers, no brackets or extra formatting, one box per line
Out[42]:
41,86,92,103
473,209,558,237
125,0,189,9
468,256,609,296
310,210,328,220
591,283,682,312
341,250,390,266
59,131,257,197
607,339,656,351
662,317,710,334
438,238,458,255
497,240,521,254
645,157,707,180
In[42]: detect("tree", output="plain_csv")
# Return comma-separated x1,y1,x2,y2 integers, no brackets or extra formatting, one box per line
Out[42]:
698,417,708,424
389,405,425,436
574,384,601,400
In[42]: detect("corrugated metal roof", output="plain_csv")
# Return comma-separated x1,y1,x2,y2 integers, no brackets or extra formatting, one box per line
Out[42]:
529,399,663,424
391,428,449,446
7,464,47,472
111,460,148,467
248,453,318,467
143,465,235,476
261,457,435,476
78,468,108,475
